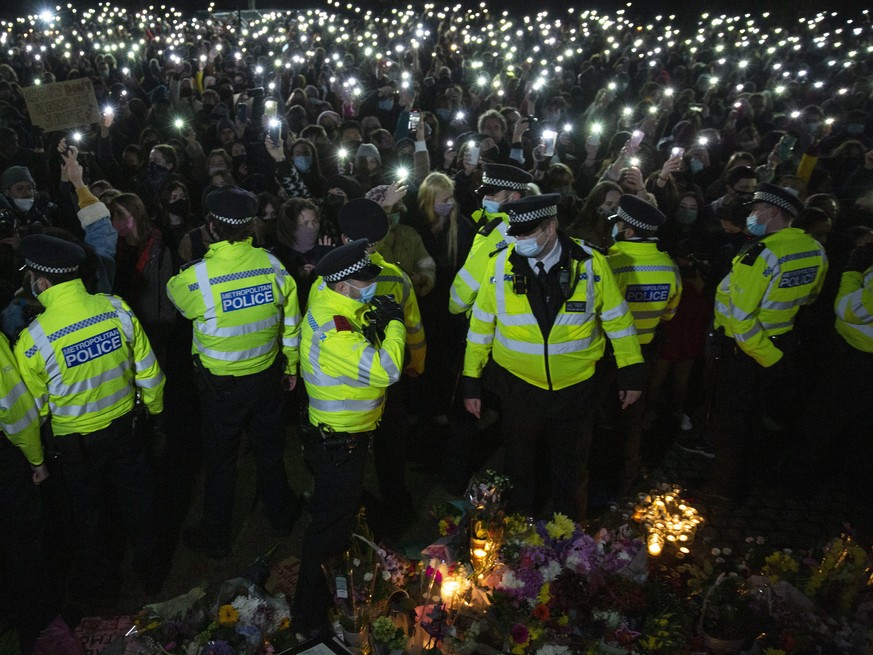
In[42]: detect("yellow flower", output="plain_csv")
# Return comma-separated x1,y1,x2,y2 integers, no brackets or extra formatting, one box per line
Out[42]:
218,604,239,627
763,649,787,655
278,617,291,631
557,615,569,626
438,519,450,536
545,513,575,540
537,582,551,605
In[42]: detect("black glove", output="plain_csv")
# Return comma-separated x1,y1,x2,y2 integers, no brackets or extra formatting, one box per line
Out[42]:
846,243,873,273
369,295,404,329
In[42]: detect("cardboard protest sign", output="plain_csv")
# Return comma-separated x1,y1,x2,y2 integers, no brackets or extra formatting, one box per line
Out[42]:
21,78,100,132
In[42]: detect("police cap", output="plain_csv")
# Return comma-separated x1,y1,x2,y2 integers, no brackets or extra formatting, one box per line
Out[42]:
747,183,804,218
315,238,382,283
505,193,561,237
478,163,533,196
338,198,389,244
614,194,666,231
19,234,85,275
204,186,258,224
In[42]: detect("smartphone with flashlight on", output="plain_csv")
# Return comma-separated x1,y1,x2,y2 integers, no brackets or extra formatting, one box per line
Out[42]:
268,118,281,146
671,146,685,160
541,129,558,157
468,140,481,166
629,129,644,149
408,111,421,135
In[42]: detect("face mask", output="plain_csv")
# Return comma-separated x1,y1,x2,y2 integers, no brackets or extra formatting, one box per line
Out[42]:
148,161,169,180
293,155,313,172
611,223,627,241
355,281,377,304
738,140,759,151
202,103,216,115
435,108,452,121
30,275,41,298
675,208,697,225
293,224,319,251
435,201,454,217
208,166,226,176
482,199,502,214
689,159,704,175
515,231,544,257
378,98,394,112
13,197,34,212
847,124,865,136
388,212,401,230
746,213,768,237
167,198,188,216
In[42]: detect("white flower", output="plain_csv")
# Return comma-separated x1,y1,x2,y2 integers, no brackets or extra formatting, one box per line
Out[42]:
536,644,572,655
756,536,766,544
363,572,374,581
711,547,721,556
539,560,562,583
618,550,632,561
353,558,361,566
382,570,391,581
498,571,525,591
722,547,732,556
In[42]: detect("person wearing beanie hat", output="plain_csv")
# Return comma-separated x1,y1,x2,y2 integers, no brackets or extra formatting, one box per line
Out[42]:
449,162,536,314
462,192,643,521
334,198,425,524
293,237,407,634
14,231,167,602
604,194,682,494
0,164,54,229
707,181,827,502
167,185,303,559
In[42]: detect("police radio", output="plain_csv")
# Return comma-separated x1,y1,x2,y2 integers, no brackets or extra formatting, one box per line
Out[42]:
512,274,528,295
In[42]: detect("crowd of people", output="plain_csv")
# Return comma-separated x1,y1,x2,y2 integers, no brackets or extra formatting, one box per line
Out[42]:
1,0,873,646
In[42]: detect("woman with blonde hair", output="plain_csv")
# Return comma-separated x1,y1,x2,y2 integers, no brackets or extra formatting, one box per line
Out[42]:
108,193,176,361
412,172,476,427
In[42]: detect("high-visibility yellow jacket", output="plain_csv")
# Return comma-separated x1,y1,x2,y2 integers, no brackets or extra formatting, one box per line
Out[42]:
449,210,511,315
14,280,165,437
166,239,301,377
714,227,827,367
834,264,873,353
301,285,406,433
0,332,42,465
463,237,643,390
607,240,682,345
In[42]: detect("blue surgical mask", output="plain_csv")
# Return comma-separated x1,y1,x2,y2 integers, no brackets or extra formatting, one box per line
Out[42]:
689,159,704,175
293,155,313,172
356,281,377,304
482,199,501,214
847,124,865,136
388,212,401,229
611,223,626,241
675,208,698,225
378,98,394,112
515,234,545,258
746,213,768,237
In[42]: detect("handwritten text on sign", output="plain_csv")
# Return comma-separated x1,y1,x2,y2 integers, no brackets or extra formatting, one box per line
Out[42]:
22,78,100,132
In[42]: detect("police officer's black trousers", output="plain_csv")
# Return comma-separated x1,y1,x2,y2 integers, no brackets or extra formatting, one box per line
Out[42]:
196,360,296,547
55,411,157,598
499,370,595,521
293,431,370,632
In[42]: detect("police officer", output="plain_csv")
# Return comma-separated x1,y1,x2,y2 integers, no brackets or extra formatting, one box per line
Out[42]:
166,186,301,558
1,331,49,646
293,239,406,635
462,194,643,520
709,183,827,500
606,196,682,493
449,163,534,314
335,198,425,520
14,234,166,605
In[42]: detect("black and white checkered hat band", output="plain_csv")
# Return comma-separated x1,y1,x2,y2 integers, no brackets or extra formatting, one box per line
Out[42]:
753,191,798,216
509,204,558,224
616,206,651,230
24,258,79,274
210,212,255,225
323,255,370,282
482,174,529,191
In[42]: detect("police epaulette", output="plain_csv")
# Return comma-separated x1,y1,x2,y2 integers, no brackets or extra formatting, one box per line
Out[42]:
477,216,504,237
570,239,595,261
488,241,510,258
740,240,767,266
180,258,203,271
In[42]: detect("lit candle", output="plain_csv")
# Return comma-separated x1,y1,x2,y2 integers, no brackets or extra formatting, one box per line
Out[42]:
647,532,664,557
441,580,459,605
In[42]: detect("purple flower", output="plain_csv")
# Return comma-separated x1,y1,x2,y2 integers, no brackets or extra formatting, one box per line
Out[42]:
510,623,529,644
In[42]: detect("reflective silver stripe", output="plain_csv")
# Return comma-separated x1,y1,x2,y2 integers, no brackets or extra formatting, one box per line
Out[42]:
636,326,657,335
761,321,793,332
308,397,383,412
495,332,543,355
605,326,637,340
714,300,730,318
378,348,401,384
134,350,157,373
761,297,807,311
105,296,134,344
63,361,131,396
196,314,280,338
458,267,480,293
494,251,509,315
193,335,274,361
842,322,873,339
449,285,470,312
729,303,752,321
468,331,494,345
266,253,287,304
137,371,165,389
407,321,424,334
408,340,426,350
50,384,131,417
759,249,780,273
499,314,539,327
549,333,599,354
4,381,31,407
633,309,665,319
734,323,763,342
26,321,61,394
849,292,873,323
194,261,216,320
472,306,495,323
600,303,627,322
585,259,597,317
3,405,39,434
283,336,301,348
357,348,375,384
553,311,594,327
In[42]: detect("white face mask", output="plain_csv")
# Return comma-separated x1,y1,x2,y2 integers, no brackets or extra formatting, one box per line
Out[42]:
14,197,34,212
